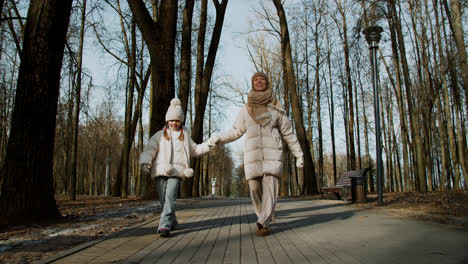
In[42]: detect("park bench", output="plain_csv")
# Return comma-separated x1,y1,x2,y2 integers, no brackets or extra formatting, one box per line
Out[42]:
320,168,369,202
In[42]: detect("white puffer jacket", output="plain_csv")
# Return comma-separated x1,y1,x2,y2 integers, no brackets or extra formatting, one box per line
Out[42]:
139,127,210,179
219,104,303,180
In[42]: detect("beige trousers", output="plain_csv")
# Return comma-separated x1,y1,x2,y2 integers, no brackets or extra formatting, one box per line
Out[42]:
248,175,278,228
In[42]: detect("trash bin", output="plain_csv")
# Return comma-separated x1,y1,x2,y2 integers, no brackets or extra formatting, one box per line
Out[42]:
351,175,367,203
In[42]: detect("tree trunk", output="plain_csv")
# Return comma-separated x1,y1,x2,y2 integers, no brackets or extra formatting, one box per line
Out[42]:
178,0,195,118
190,0,228,197
69,0,87,200
313,13,324,189
443,0,468,115
410,0,435,192
325,23,337,186
114,17,137,198
281,58,290,197
127,0,178,137
181,0,207,197
273,0,317,194
337,0,356,171
389,0,427,192
354,73,361,170
385,5,411,191
0,0,73,224
127,0,177,200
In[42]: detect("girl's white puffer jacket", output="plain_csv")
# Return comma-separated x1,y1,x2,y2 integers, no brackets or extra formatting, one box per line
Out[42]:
219,105,303,180
139,127,210,179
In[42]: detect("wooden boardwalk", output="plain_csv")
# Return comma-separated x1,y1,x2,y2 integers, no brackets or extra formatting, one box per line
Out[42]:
39,198,468,264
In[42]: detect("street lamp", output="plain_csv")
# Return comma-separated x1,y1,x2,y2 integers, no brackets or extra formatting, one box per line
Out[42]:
363,25,384,205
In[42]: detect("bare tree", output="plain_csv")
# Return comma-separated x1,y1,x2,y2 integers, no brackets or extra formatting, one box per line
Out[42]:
272,0,317,194
334,0,356,171
178,0,195,117
187,0,228,197
69,0,88,200
388,0,427,192
126,0,178,136
0,0,73,223
442,0,468,115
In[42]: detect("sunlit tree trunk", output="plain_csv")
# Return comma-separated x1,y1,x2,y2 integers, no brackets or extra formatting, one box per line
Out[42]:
312,8,324,189
389,0,426,192
190,0,228,197
325,22,337,186
273,0,317,194
385,4,411,191
442,0,468,115
410,0,435,192
115,16,137,198
281,58,291,197
335,0,356,171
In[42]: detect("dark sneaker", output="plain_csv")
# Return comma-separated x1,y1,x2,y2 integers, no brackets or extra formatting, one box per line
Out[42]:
171,220,178,231
159,228,170,238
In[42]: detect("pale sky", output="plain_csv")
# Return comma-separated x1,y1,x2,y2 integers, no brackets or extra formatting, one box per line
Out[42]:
82,1,350,165
83,1,260,164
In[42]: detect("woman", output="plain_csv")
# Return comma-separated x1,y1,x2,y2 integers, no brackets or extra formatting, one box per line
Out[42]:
215,72,303,236
140,98,215,237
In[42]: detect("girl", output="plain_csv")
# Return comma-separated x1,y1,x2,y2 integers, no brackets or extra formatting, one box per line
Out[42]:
140,98,215,237
214,72,303,236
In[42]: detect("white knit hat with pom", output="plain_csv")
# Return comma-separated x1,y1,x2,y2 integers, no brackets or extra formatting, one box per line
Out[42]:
165,98,185,122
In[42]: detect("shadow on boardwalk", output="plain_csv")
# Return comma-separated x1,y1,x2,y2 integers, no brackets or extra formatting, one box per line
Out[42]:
116,198,357,239
41,198,468,264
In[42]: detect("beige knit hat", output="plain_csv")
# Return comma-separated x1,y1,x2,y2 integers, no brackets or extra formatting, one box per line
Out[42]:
165,98,184,122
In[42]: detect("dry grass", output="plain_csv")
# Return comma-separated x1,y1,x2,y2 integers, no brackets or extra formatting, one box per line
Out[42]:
351,190,468,227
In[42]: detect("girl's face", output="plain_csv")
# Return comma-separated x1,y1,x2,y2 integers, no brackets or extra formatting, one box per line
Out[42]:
253,76,267,91
168,120,182,130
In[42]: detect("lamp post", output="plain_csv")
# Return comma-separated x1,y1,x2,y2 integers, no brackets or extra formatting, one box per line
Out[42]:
363,25,384,205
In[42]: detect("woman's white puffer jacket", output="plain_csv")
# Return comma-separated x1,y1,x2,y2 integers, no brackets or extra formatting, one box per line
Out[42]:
219,105,303,180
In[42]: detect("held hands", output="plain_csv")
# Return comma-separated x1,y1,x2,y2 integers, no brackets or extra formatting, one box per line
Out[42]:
296,156,304,168
207,134,220,152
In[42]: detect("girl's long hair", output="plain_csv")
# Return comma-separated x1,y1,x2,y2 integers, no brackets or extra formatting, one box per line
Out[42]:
163,124,184,141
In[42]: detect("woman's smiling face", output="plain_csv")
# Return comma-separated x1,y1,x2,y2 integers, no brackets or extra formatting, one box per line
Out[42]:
253,75,267,91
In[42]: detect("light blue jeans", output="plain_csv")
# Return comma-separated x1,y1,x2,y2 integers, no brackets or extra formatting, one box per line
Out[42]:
156,176,181,231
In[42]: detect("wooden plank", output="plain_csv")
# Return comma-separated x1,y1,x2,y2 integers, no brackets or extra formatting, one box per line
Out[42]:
122,208,199,264
189,201,231,264
206,199,236,264
273,222,310,263
240,200,258,264
88,221,162,263
153,204,221,264
171,201,229,264
133,206,210,264
223,199,241,264
263,227,291,263
245,199,276,264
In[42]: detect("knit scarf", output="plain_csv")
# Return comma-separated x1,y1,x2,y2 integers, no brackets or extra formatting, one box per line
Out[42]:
246,88,284,125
